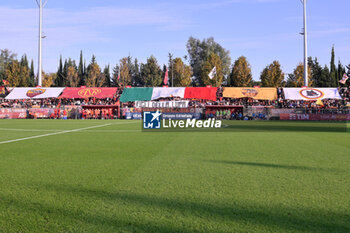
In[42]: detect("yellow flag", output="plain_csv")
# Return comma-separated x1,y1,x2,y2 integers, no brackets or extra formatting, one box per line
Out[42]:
316,98,324,106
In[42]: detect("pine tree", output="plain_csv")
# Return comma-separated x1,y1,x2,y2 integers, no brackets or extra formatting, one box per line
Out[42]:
119,57,131,87
30,60,35,86
170,57,192,87
78,51,85,86
229,56,252,87
20,54,28,67
168,53,174,87
112,64,120,87
42,72,54,87
67,65,79,87
308,57,323,87
5,60,22,87
55,55,64,87
131,58,142,86
162,65,167,85
19,55,30,86
260,61,284,87
330,46,337,87
86,55,104,87
319,66,331,87
63,59,68,86
141,56,162,87
286,63,312,87
103,65,111,87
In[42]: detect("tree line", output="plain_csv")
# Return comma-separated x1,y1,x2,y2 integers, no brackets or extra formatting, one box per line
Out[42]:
1,37,349,88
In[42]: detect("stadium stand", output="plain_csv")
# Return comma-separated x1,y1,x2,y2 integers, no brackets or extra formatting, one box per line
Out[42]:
0,86,349,120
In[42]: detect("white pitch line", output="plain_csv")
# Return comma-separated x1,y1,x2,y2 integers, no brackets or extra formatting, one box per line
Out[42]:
0,121,139,133
0,123,112,145
76,130,141,133
0,128,61,132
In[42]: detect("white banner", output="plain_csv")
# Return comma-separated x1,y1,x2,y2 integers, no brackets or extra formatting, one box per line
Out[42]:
283,88,341,100
135,101,190,108
151,87,185,100
5,87,65,100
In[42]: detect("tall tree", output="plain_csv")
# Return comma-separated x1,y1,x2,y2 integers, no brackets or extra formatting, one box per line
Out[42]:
308,57,324,87
78,51,85,86
20,55,31,87
112,64,120,87
229,56,252,87
161,65,167,85
42,72,55,87
103,65,111,87
5,60,22,87
5,59,29,87
119,57,131,86
187,37,231,85
86,56,104,87
67,66,79,87
0,49,17,82
319,65,331,87
168,53,174,87
141,56,162,87
260,61,284,87
30,60,35,86
55,55,64,87
170,58,192,87
330,46,337,87
201,53,223,87
20,54,28,67
130,58,142,86
286,63,312,87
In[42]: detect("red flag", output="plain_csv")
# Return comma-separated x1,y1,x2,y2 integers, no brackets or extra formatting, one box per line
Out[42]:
117,72,120,81
2,80,9,86
163,68,168,85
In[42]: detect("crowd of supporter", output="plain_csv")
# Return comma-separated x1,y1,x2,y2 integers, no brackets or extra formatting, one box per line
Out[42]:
0,87,349,111
0,97,119,108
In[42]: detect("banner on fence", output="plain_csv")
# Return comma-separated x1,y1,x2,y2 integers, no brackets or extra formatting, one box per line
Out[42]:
59,87,118,99
5,88,65,100
120,87,218,102
0,108,27,119
0,108,52,119
223,88,277,100
283,88,341,100
280,113,350,121
135,101,189,108
151,87,185,100
183,87,217,101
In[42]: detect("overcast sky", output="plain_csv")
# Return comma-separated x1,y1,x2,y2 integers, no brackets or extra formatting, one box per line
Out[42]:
1,0,349,80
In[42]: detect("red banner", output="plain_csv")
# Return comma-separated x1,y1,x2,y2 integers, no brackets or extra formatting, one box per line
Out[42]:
0,109,27,119
280,113,350,121
184,87,217,101
59,87,118,99
0,108,52,119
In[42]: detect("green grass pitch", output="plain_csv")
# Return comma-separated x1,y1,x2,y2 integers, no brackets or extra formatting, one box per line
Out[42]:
0,119,349,232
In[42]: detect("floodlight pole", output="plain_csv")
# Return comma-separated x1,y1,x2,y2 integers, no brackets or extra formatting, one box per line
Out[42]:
36,0,47,87
301,0,308,87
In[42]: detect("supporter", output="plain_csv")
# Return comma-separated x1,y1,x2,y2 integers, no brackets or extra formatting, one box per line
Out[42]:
63,109,67,120
1,86,350,120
